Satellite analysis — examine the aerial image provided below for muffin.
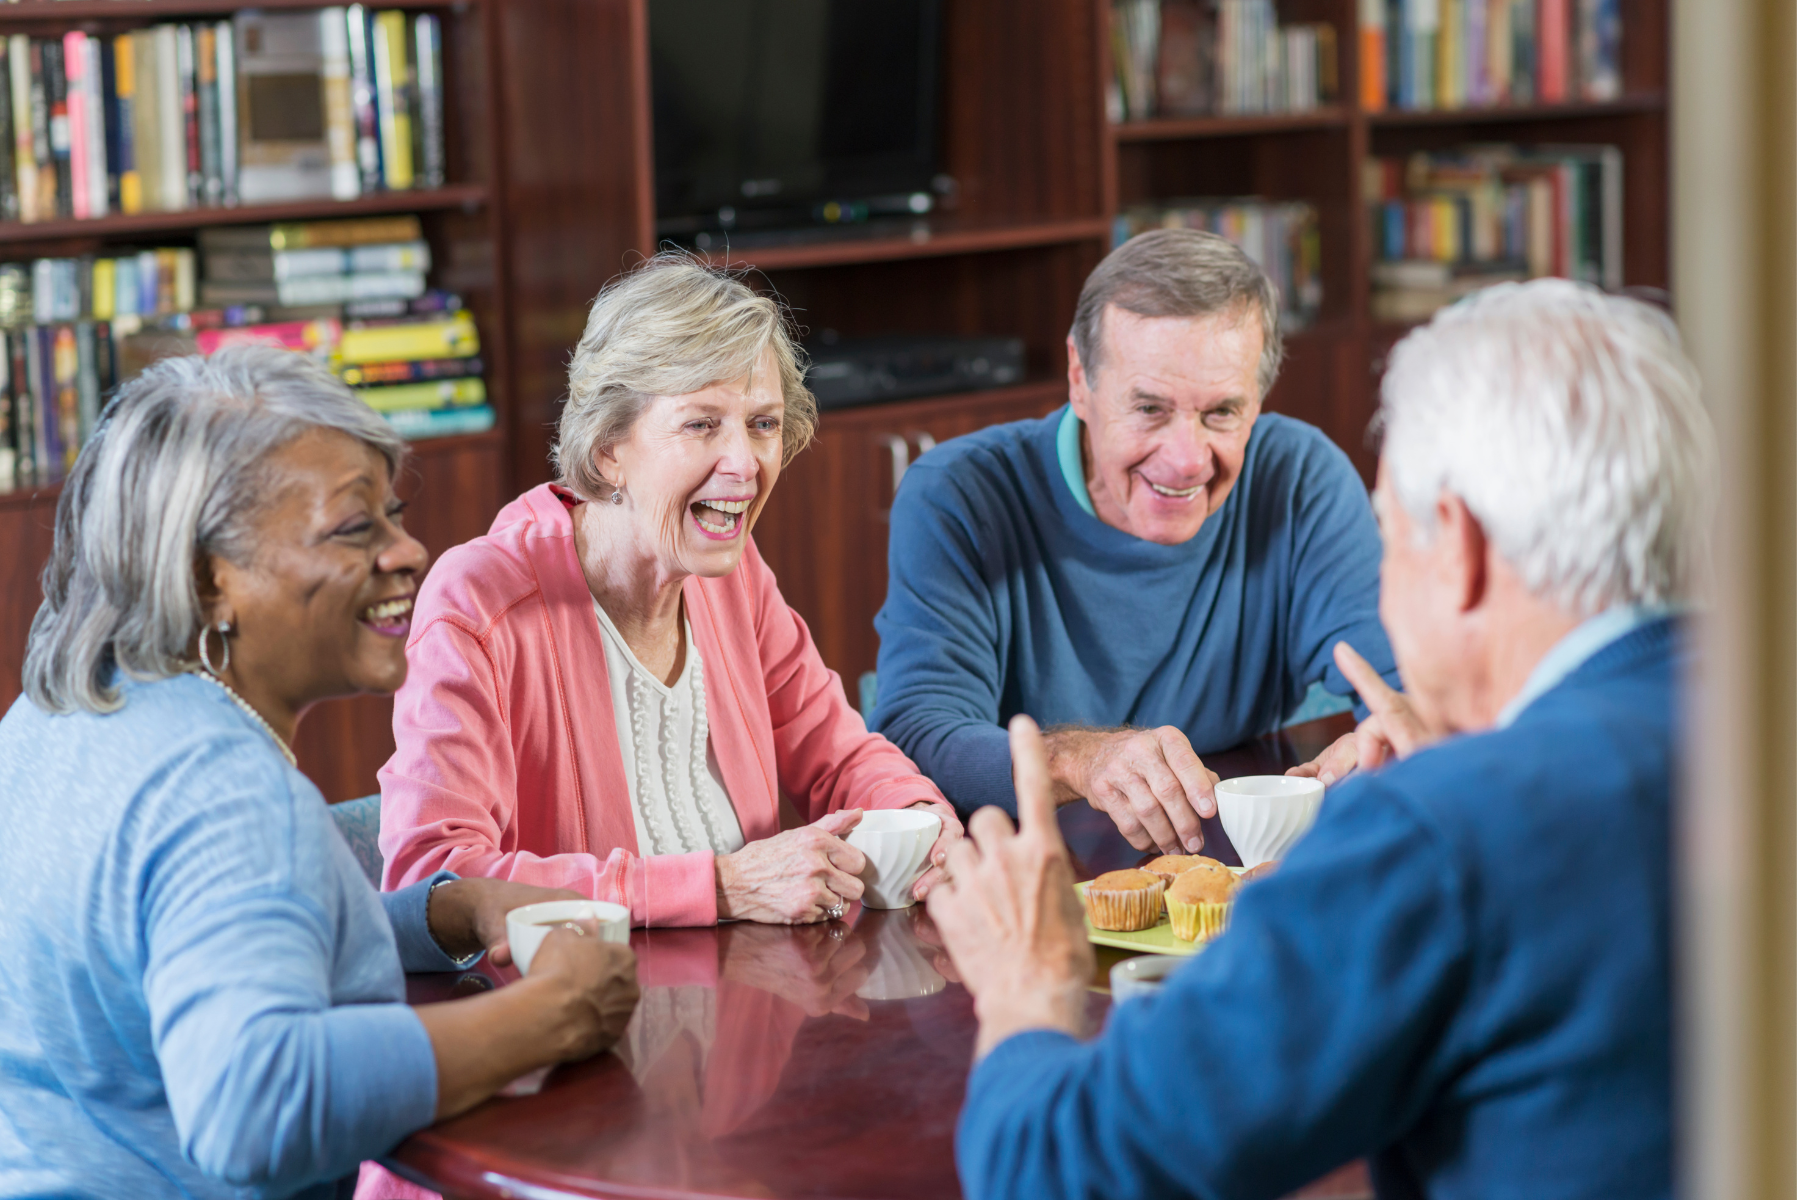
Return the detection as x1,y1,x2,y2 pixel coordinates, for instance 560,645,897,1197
1166,862,1238,943
1141,854,1208,885
1240,860,1279,883
1082,869,1166,932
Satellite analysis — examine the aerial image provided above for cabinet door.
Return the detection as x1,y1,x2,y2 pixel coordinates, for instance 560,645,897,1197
755,382,1066,702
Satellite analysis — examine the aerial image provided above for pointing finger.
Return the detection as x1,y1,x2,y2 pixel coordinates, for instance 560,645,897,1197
1334,642,1403,713
1009,714,1066,851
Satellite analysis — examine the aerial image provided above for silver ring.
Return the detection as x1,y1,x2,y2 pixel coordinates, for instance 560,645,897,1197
825,899,846,921
556,921,589,937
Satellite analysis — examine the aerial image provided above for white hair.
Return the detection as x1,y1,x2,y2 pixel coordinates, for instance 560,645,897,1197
553,251,816,501
1378,278,1714,616
24,347,405,714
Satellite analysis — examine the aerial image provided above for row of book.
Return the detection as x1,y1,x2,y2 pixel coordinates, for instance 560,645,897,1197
1110,0,1338,122
1113,198,1322,326
1357,0,1622,113
1366,144,1622,323
0,6,444,225
198,212,429,309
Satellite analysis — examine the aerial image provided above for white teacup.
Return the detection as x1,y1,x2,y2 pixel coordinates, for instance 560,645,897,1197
1214,775,1325,868
505,899,630,975
1110,953,1183,1001
844,809,942,910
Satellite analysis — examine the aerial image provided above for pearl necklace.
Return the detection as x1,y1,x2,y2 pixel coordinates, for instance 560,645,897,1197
189,668,298,768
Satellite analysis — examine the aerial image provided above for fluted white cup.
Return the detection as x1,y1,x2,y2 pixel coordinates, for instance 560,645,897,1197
844,809,942,909
505,899,630,975
1215,775,1325,869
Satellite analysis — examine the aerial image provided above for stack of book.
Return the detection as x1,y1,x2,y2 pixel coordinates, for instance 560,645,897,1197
339,308,488,439
1110,0,1338,122
0,6,445,224
196,301,488,441
1114,198,1323,327
0,246,209,489
1365,144,1622,323
199,213,429,312
1357,0,1621,113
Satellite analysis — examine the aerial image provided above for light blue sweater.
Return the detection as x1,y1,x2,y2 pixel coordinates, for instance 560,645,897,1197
0,673,463,1200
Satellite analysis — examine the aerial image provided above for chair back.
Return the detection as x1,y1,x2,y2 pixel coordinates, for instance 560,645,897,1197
329,794,384,887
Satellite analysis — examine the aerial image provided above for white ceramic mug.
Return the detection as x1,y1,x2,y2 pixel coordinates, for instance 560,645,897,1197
1214,775,1325,868
844,809,942,910
505,899,631,975
1110,954,1183,1001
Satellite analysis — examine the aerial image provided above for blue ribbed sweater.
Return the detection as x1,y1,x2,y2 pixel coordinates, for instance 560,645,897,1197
872,408,1397,816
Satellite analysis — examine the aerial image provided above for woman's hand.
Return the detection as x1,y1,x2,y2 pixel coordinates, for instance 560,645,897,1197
415,923,639,1120
905,798,965,902
427,877,585,966
716,811,868,924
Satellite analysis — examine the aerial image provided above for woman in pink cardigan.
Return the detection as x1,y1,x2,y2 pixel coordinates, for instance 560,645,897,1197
378,254,962,928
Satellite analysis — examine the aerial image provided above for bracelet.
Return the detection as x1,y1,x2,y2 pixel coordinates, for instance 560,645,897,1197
424,877,462,959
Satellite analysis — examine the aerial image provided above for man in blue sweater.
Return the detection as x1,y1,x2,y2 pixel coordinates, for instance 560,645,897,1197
872,229,1399,851
928,279,1709,1199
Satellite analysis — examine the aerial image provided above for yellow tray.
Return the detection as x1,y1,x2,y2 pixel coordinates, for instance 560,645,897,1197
1076,870,1245,957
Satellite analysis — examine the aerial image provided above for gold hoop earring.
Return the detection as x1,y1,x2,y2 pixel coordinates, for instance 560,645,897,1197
198,621,231,676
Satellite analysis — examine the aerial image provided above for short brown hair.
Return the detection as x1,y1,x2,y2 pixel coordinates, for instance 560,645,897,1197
1070,228,1284,395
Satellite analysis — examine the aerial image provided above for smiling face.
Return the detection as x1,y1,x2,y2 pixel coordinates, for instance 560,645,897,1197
599,345,787,580
1067,304,1264,545
204,428,428,719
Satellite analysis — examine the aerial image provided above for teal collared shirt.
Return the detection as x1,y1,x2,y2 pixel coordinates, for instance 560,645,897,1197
1495,605,1676,728
1056,405,1097,517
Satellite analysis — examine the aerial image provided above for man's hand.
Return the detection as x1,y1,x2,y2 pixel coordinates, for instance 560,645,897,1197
905,798,966,901
428,878,584,966
1043,725,1218,854
1287,642,1434,785
930,715,1095,1060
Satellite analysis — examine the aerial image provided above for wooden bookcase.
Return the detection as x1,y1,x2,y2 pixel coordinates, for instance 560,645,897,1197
0,0,1669,800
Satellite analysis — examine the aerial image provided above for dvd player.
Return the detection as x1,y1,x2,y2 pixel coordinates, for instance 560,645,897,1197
804,334,1026,410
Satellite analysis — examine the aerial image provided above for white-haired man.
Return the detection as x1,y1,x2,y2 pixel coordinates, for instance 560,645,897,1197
929,279,1708,1199
873,229,1398,855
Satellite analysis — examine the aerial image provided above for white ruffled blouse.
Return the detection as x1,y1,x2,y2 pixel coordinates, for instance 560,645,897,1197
592,599,746,857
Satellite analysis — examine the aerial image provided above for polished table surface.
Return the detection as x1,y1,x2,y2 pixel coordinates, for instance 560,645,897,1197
391,714,1371,1200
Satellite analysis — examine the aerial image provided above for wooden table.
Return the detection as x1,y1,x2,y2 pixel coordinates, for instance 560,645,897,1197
389,714,1371,1200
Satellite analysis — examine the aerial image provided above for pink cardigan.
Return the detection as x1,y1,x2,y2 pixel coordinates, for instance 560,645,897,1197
377,483,949,926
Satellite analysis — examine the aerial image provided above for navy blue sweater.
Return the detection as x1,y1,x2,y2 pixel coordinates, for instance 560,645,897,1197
872,409,1397,816
958,618,1680,1200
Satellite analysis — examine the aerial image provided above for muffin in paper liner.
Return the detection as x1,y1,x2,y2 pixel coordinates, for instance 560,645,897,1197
1165,863,1239,943
1167,898,1230,943
1082,869,1166,932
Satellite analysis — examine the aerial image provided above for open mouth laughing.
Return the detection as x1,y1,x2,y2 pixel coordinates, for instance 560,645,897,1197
691,496,754,540
358,595,414,637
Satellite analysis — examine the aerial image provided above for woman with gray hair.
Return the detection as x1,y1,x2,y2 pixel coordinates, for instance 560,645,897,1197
0,347,638,1200
379,252,962,927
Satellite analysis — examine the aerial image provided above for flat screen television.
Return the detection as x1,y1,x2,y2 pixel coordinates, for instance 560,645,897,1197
649,0,944,246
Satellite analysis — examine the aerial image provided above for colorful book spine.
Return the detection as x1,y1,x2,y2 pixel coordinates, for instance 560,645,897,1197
381,403,494,439
1359,0,1386,110
176,24,200,208
413,14,444,188
197,24,222,206
340,354,481,386
355,375,485,412
339,311,478,363
345,5,383,194
213,20,236,207
10,38,34,223
62,33,88,219
1537,0,1568,102
0,51,15,222
320,8,360,200
43,39,70,219
153,25,183,212
371,10,413,190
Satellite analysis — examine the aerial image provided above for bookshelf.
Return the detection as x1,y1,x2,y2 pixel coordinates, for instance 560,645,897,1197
0,0,1669,801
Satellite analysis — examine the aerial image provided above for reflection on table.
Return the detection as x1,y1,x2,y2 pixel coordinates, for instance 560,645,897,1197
391,713,1371,1200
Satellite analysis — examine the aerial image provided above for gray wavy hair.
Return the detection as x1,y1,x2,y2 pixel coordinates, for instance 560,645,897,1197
1070,228,1285,396
24,346,405,714
553,251,817,501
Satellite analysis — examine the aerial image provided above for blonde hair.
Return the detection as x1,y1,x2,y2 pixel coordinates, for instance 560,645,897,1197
554,252,817,500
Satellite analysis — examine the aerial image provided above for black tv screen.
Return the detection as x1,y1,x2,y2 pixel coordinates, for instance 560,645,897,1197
650,0,943,238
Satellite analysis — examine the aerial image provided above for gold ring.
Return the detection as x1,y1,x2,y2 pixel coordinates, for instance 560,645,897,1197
557,921,589,937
